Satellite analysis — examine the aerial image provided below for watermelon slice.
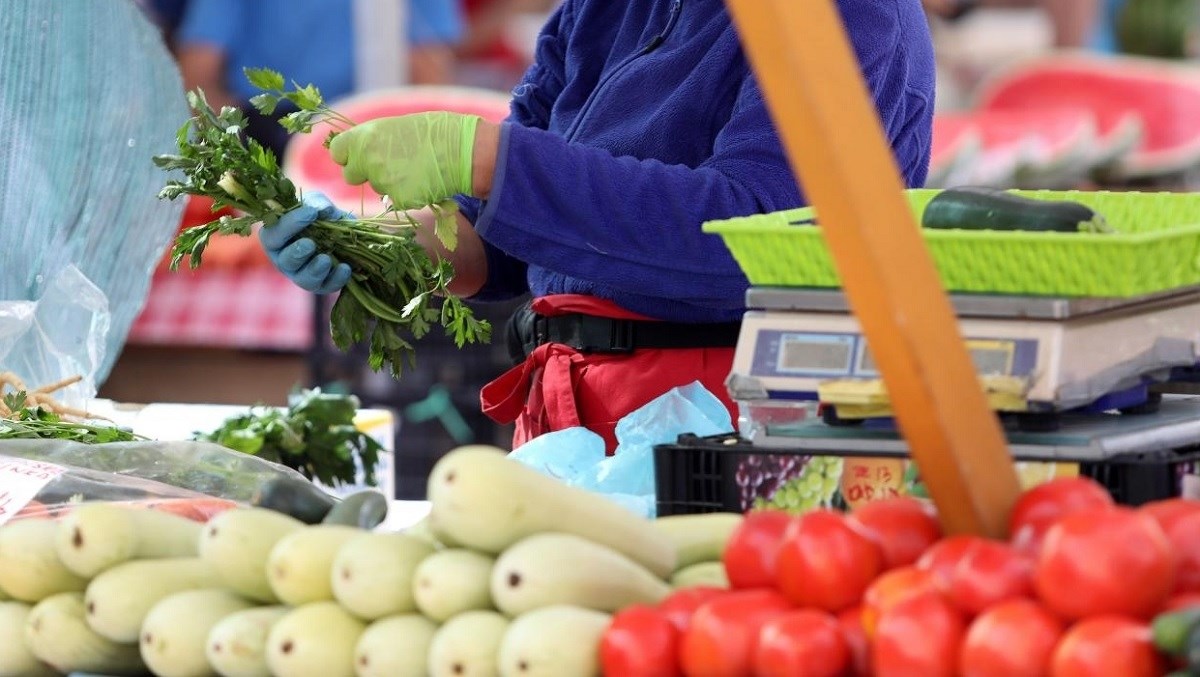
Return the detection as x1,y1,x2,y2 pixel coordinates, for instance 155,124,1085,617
282,86,514,214
928,115,982,188
973,51,1200,179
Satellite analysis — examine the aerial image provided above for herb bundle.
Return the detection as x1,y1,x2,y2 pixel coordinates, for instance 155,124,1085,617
194,388,382,488
153,68,491,378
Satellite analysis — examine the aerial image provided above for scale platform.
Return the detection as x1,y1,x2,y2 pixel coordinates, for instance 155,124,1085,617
729,286,1200,432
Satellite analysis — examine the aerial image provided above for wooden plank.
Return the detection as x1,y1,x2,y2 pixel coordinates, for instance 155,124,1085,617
723,0,1021,537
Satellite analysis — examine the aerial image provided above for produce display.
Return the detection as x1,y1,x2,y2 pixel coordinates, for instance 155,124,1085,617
2,440,1199,676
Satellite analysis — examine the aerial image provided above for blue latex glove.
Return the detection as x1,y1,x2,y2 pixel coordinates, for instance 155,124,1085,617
259,192,353,294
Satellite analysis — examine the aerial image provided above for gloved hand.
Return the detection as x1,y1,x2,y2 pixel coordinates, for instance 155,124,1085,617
259,192,353,294
328,111,480,217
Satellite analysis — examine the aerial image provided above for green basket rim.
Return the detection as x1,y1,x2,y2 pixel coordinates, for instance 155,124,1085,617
702,221,1200,245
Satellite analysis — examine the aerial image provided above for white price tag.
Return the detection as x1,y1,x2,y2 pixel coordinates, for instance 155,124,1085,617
0,458,67,526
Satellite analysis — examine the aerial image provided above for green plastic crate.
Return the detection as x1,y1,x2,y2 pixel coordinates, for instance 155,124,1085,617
703,189,1200,297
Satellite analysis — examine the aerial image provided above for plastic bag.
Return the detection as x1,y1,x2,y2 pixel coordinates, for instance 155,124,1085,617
508,381,736,518
0,265,109,406
0,454,237,525
0,438,314,504
0,0,187,385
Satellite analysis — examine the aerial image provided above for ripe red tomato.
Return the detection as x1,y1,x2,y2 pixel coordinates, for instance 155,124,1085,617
1035,507,1176,620
1009,477,1114,556
836,606,872,677
1164,591,1200,612
1050,616,1167,677
860,566,937,638
679,589,793,677
1165,512,1200,594
848,496,942,570
658,587,728,633
872,589,966,677
774,510,884,612
600,605,681,677
753,609,850,677
917,535,980,585
722,509,792,590
1140,497,1200,534
935,537,1034,617
959,599,1064,677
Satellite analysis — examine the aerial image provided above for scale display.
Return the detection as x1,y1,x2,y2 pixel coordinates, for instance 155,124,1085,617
751,329,1037,379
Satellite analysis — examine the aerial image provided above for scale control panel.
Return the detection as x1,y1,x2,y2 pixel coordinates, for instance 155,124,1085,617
748,329,1039,380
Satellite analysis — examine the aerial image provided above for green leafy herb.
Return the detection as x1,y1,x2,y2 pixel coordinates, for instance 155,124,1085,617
0,396,143,444
153,68,491,378
194,388,383,488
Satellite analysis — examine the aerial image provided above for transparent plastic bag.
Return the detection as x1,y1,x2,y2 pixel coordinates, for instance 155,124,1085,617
509,381,735,518
0,454,238,525
0,265,109,407
0,438,313,504
0,0,187,385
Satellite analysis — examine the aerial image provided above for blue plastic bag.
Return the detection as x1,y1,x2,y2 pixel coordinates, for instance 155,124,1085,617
508,381,735,517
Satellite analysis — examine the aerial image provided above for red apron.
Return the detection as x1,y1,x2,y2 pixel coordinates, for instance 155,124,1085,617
480,294,739,454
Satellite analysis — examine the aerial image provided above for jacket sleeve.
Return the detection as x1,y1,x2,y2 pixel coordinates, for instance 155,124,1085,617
472,73,803,308
454,1,576,302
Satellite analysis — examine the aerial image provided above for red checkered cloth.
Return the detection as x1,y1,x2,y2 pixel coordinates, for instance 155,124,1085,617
127,268,315,351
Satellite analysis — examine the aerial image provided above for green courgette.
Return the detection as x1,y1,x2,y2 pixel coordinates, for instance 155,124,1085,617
251,478,337,525
921,187,1111,234
322,489,387,530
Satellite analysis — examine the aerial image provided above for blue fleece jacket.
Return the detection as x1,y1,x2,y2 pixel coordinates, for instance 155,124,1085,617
457,0,935,323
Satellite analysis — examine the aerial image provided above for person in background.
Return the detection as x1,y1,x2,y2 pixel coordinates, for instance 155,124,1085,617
257,0,937,453
922,0,1101,48
174,0,466,157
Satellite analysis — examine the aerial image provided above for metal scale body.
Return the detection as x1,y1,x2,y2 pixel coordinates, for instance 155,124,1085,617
729,286,1200,436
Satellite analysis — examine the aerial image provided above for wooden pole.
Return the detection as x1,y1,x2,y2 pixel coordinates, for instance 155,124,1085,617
723,0,1022,537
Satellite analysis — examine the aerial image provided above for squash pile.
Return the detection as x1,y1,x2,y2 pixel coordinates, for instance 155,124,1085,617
0,445,740,677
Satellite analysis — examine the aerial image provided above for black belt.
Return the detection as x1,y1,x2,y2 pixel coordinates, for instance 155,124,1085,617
505,302,742,364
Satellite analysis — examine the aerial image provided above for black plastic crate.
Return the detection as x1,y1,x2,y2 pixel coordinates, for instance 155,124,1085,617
654,433,1200,516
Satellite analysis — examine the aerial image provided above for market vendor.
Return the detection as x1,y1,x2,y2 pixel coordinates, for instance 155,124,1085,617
261,0,936,453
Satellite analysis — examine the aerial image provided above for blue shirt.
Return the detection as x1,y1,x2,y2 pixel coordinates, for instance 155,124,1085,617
457,0,936,323
177,0,465,103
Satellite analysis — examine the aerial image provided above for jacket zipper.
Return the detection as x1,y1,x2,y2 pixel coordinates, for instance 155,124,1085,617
563,0,683,142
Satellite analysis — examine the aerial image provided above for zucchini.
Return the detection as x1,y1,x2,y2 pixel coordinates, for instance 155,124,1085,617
331,532,434,620
322,490,388,530
1153,606,1200,656
199,507,305,603
0,520,87,603
491,532,671,616
266,602,365,677
252,477,337,525
413,549,496,622
0,601,58,677
920,187,1111,234
497,605,609,677
140,589,257,677
206,606,290,677
652,513,743,571
427,446,676,578
428,610,509,677
670,561,730,589
24,592,145,676
352,614,438,677
56,502,202,578
83,557,222,643
1186,618,1200,673
267,525,361,606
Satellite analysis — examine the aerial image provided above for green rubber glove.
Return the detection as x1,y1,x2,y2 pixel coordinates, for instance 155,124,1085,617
328,111,481,249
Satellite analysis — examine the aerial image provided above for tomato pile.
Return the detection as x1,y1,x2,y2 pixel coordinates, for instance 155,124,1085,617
600,477,1200,676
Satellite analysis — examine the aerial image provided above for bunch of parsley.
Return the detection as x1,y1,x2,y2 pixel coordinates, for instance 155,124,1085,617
153,68,490,378
0,392,142,443
194,388,382,488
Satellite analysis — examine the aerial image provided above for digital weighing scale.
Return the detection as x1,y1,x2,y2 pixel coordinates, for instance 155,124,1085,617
728,286,1200,434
